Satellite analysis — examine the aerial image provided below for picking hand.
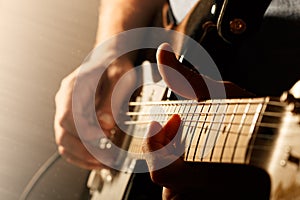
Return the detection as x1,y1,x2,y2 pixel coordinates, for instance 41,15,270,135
54,54,135,170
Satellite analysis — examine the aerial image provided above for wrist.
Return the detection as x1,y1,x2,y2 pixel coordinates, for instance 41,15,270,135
106,54,135,80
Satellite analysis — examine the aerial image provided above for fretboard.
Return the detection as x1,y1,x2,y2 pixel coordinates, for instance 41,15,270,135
125,97,271,164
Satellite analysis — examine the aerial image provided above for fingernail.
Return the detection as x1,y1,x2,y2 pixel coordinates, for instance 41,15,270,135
158,43,173,52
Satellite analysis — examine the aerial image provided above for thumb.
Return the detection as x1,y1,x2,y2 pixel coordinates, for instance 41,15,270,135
156,43,255,100
156,43,211,100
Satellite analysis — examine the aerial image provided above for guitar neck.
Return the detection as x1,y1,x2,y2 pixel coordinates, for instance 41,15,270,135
124,96,285,165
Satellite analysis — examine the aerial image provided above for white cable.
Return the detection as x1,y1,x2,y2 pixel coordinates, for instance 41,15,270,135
19,151,61,200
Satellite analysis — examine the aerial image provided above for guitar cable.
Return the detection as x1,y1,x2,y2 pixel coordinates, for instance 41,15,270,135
19,151,61,200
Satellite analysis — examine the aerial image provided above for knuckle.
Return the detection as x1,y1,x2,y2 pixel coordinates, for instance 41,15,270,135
55,130,68,146
150,172,164,185
150,170,169,186
57,146,66,156
56,111,73,130
59,112,71,126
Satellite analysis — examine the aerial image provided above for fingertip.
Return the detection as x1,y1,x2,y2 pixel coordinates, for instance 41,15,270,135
156,43,176,66
165,114,181,127
170,114,181,123
157,43,173,54
148,121,162,137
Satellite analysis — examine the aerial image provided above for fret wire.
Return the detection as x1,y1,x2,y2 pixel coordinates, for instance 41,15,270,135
124,120,281,130
219,103,239,162
129,98,270,106
191,103,208,161
209,103,228,161
155,104,163,129
181,101,192,151
190,103,205,161
129,143,282,153
245,100,269,164
199,103,213,161
132,142,274,150
129,142,274,148
206,103,221,161
202,103,220,161
184,103,198,160
127,101,286,110
125,120,258,127
126,110,283,118
131,155,277,165
126,97,284,164
128,143,283,165
126,124,268,138
132,155,268,165
231,102,250,162
190,144,275,150
122,125,282,143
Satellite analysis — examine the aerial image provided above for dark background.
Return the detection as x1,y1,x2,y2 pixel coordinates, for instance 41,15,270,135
0,0,100,199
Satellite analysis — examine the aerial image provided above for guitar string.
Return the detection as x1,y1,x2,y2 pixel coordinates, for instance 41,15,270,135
231,102,250,162
216,102,235,162
126,111,283,118
185,103,206,161
122,122,282,136
201,102,220,161
191,102,206,161
120,99,293,164
120,116,288,151
122,142,292,165
128,99,283,106
181,100,194,160
127,142,286,152
118,120,289,159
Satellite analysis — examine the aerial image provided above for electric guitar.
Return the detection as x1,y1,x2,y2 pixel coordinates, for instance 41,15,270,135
86,59,300,199
86,1,300,199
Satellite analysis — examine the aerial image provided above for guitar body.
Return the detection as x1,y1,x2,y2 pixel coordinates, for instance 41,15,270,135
90,163,271,200
90,160,162,200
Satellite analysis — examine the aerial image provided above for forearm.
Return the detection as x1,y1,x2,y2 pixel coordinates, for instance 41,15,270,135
95,0,166,46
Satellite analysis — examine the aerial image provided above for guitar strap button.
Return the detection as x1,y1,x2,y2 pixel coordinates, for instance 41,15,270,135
229,18,247,34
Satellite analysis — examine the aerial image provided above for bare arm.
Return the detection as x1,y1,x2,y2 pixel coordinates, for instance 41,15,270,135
95,0,165,46
54,0,166,170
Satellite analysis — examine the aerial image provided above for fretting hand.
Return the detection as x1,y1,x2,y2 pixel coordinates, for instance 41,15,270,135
142,43,254,199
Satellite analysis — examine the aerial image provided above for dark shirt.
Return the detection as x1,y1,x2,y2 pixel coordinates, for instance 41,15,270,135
171,0,300,97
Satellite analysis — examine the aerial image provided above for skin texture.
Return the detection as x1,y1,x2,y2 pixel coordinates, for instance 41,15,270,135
54,0,165,170
54,1,254,199
142,43,253,200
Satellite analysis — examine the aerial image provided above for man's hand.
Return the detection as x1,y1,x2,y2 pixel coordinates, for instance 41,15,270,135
54,56,135,170
142,114,192,200
142,43,254,199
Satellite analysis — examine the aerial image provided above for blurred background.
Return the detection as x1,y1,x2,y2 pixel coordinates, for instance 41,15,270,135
0,0,100,199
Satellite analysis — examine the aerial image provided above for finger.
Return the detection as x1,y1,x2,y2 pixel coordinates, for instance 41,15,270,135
162,114,181,143
56,130,100,164
143,121,163,152
58,146,102,170
96,72,116,130
145,114,181,152
55,71,104,141
57,132,116,169
162,187,181,200
73,114,109,141
157,43,208,100
157,43,254,100
96,63,136,132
